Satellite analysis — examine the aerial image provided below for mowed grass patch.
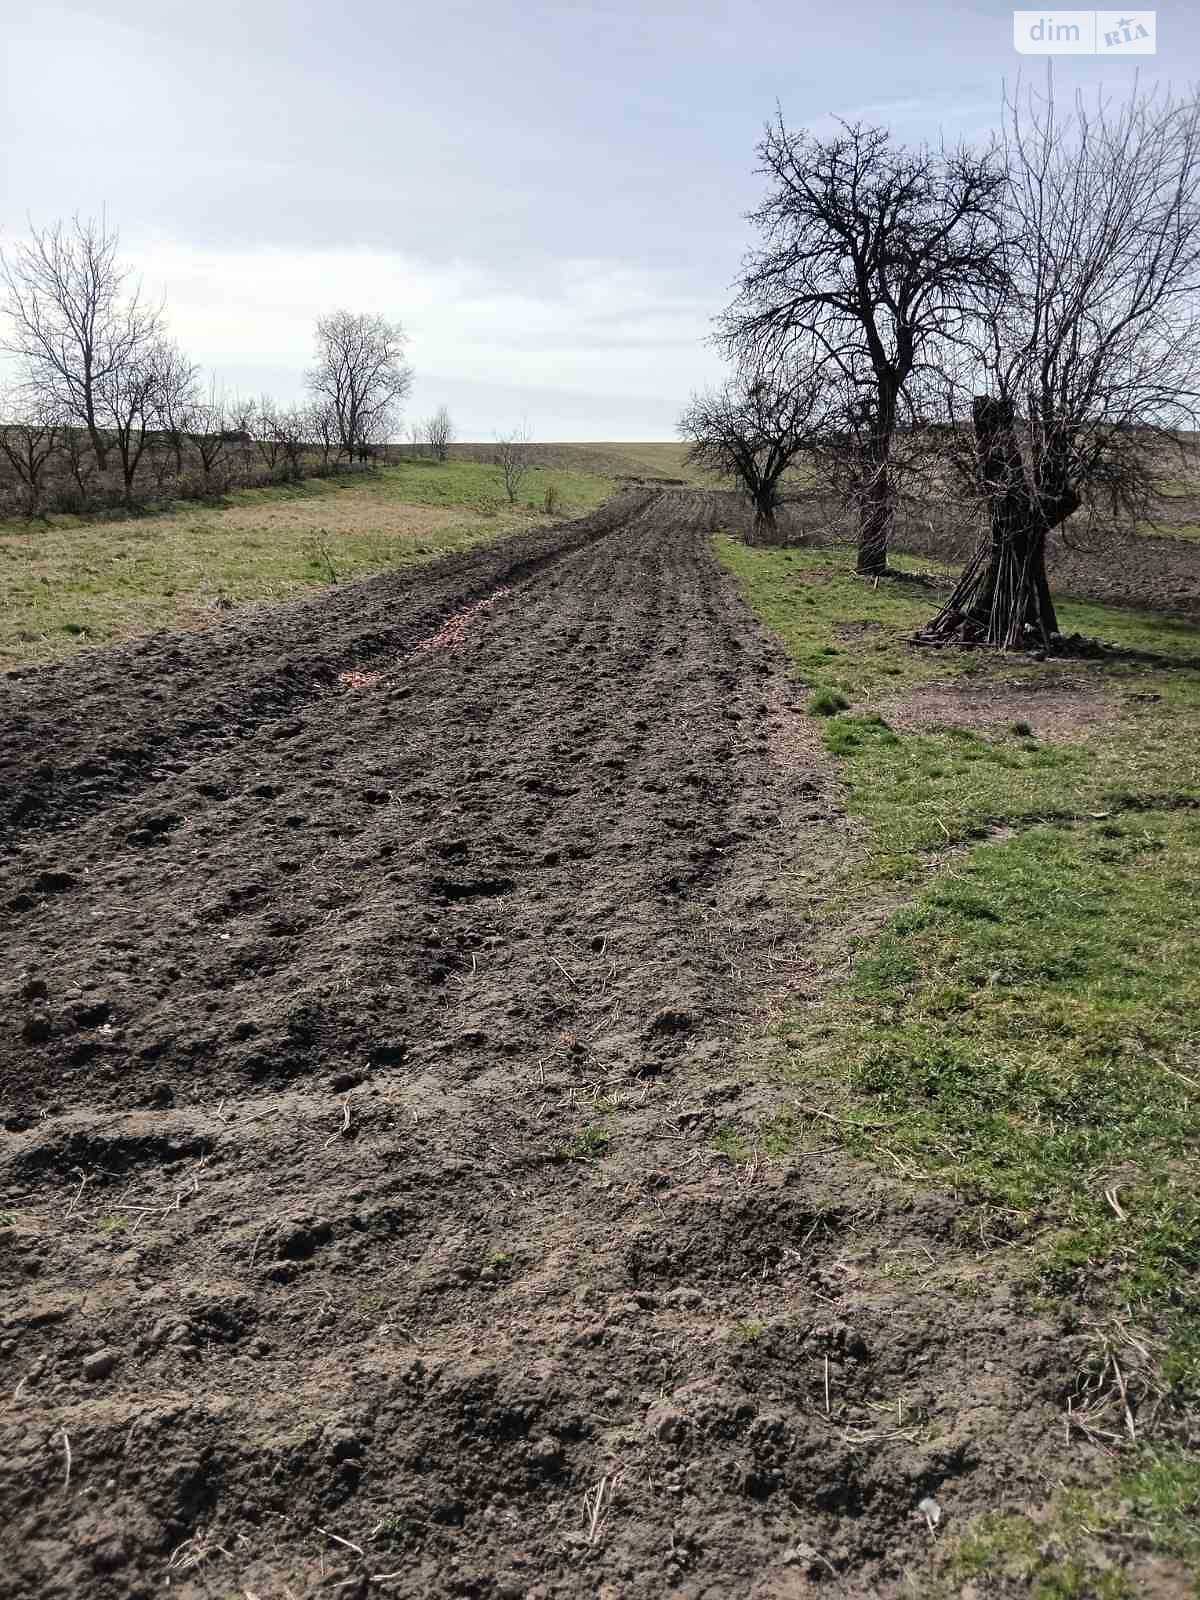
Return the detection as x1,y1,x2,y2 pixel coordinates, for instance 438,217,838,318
719,539,1200,879
720,532,1200,1568
0,461,611,668
788,815,1200,1328
715,535,963,698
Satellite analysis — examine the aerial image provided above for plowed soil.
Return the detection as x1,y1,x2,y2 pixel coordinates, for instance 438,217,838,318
1,493,1113,1598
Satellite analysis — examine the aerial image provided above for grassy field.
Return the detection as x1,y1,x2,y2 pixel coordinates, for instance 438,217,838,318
718,536,1200,1591
0,459,611,668
446,440,709,484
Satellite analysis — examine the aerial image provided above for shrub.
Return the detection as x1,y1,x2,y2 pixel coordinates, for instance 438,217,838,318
807,688,850,716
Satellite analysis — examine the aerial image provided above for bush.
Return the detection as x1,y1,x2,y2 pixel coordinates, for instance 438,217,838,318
542,482,561,516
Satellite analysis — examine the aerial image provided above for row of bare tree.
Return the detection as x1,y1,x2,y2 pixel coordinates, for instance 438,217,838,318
0,218,418,515
681,77,1200,648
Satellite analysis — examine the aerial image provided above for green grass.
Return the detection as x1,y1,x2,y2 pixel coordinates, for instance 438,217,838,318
717,533,1200,1552
0,461,612,667
806,816,1200,1330
709,1111,802,1164
952,1507,1134,1598
447,440,708,484
807,687,850,716
817,696,1200,883
718,540,1200,881
564,1122,612,1161
944,1453,1200,1595
714,537,962,698
340,458,610,517
1119,1452,1200,1560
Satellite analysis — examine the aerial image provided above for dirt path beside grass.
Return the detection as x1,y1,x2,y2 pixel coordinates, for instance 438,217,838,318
0,494,1126,1598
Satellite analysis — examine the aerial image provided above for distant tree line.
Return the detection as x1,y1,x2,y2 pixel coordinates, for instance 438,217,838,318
681,78,1200,648
0,217,435,516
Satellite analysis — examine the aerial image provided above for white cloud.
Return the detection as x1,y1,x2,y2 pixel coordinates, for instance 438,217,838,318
122,238,724,438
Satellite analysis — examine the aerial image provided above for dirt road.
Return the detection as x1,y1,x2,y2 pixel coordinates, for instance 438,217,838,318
1,494,1097,1598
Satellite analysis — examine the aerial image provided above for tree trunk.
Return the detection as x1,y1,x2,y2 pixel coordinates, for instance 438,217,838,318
922,397,1069,650
750,483,786,546
856,442,891,575
84,391,109,472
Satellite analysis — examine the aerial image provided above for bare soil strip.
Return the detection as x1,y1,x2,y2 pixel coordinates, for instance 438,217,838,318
1,496,1112,1598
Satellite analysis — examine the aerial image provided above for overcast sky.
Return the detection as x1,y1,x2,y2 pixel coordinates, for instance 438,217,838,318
3,1,1197,439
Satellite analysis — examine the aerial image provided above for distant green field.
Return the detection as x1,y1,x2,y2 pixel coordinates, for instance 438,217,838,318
446,440,711,485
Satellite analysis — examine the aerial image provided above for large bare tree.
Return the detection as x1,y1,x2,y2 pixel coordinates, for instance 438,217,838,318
924,80,1200,649
720,118,1004,573
0,216,161,472
306,311,411,462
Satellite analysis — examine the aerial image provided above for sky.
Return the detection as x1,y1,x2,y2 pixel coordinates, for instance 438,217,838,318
2,1,1198,440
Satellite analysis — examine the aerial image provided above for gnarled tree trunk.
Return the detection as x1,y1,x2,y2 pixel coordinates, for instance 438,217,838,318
922,397,1075,649
856,453,892,575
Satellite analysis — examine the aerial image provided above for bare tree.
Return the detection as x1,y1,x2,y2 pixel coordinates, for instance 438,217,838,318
924,80,1200,649
426,405,454,462
720,118,1005,573
0,394,61,516
306,311,411,462
408,421,424,459
60,425,99,502
0,216,161,471
678,367,830,539
308,399,339,470
356,405,396,464
270,405,311,480
186,386,232,485
96,347,164,505
493,428,532,504
151,343,199,476
249,397,286,474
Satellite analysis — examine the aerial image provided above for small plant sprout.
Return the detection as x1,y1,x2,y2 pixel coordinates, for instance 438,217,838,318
568,1123,612,1161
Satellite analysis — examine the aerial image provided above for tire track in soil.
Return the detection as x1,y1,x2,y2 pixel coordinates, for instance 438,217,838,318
1,496,1104,1599
0,491,655,840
